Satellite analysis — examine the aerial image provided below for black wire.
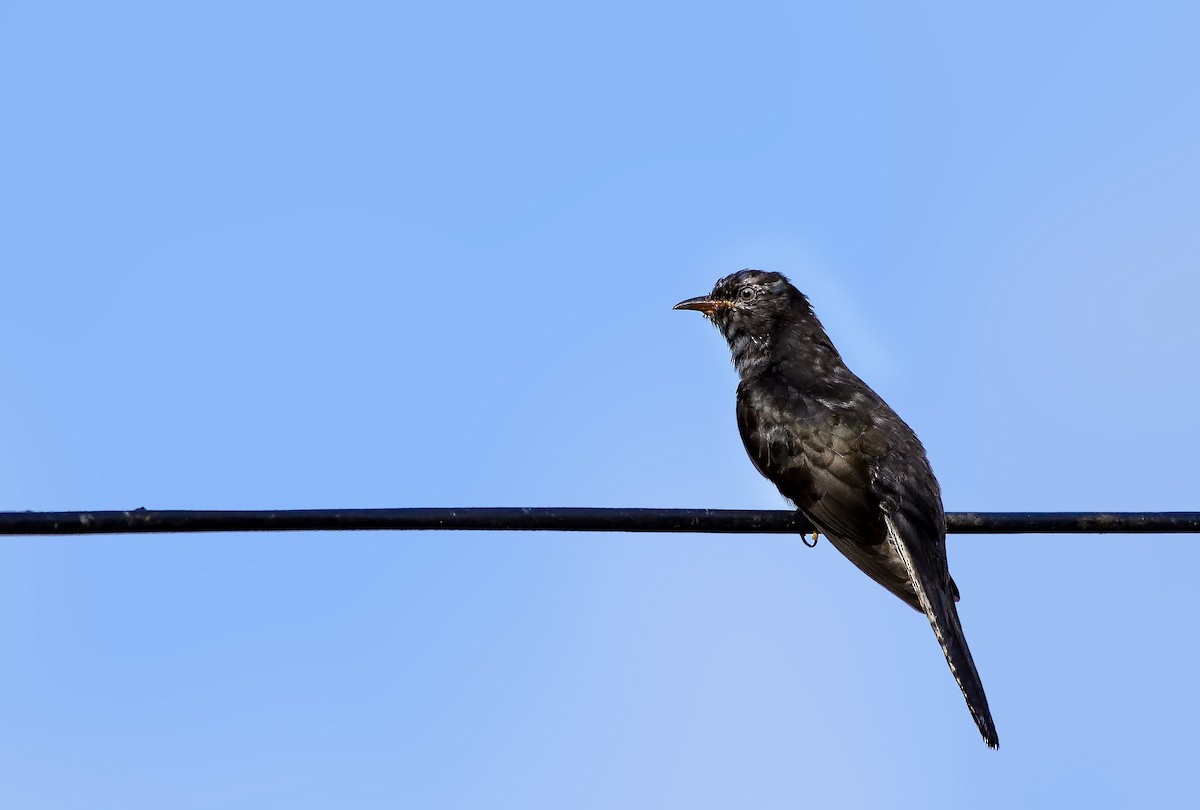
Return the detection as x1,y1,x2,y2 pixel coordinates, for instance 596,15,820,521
0,508,1197,536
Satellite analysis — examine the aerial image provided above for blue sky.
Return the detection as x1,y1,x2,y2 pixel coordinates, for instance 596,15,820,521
1,1,1198,806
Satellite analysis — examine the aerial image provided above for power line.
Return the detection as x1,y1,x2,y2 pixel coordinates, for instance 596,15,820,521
0,508,1197,536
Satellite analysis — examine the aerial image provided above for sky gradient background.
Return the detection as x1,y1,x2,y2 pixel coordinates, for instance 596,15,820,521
2,1,1199,807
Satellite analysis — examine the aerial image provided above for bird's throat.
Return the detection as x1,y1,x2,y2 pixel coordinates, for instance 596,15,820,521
726,329,772,378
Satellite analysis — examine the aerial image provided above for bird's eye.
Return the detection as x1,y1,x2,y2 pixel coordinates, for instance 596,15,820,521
739,287,757,302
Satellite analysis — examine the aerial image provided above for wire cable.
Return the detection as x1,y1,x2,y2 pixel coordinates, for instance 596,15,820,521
0,508,1196,536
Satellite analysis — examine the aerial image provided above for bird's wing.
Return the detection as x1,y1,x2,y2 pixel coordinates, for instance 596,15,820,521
737,383,924,611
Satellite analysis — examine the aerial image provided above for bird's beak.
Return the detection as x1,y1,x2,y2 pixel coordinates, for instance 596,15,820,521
673,295,727,314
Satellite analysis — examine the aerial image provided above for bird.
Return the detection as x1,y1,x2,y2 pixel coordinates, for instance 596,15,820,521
674,269,998,748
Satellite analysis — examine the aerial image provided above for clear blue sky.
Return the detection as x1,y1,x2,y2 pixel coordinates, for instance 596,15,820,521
2,1,1198,806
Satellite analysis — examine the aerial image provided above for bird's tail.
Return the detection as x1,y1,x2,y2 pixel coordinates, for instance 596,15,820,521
924,585,999,749
883,515,998,748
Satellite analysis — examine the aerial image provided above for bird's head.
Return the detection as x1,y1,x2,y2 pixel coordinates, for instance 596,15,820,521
674,269,817,376
674,269,805,343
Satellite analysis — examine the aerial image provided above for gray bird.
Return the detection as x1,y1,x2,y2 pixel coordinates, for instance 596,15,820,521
675,269,998,748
